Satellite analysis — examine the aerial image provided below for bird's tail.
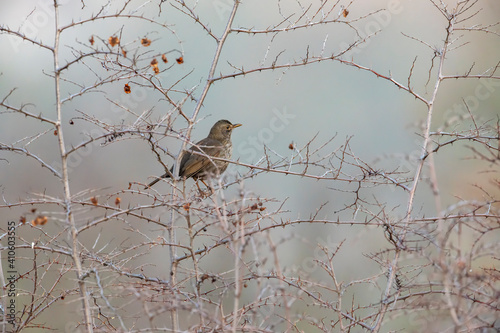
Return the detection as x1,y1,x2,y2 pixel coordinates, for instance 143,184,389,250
145,173,169,189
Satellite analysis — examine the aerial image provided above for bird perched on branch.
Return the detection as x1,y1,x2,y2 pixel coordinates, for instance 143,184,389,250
146,119,242,189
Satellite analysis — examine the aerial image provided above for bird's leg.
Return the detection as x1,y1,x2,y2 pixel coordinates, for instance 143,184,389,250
195,180,204,195
201,179,214,195
195,179,214,197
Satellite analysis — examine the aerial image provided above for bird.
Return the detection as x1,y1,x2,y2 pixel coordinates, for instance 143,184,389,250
146,119,242,188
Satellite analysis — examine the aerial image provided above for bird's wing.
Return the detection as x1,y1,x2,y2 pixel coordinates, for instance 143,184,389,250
180,138,223,178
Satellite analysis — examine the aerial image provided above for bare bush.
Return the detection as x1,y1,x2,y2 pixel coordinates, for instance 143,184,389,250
1,0,499,332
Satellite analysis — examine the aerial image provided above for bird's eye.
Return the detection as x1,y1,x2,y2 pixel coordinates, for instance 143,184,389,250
227,126,231,130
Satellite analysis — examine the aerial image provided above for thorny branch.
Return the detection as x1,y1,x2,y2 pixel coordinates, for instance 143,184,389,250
0,0,499,332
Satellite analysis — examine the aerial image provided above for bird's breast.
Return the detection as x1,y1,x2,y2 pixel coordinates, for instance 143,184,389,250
222,142,232,159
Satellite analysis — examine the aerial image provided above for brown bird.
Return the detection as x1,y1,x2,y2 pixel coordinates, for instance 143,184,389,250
146,119,242,188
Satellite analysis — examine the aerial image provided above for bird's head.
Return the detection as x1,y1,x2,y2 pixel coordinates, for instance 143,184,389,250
208,119,242,142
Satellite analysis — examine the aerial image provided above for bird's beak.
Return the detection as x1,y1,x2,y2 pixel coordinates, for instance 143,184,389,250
231,123,242,129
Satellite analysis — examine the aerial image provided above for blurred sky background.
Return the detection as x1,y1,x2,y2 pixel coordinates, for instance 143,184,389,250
1,0,500,330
